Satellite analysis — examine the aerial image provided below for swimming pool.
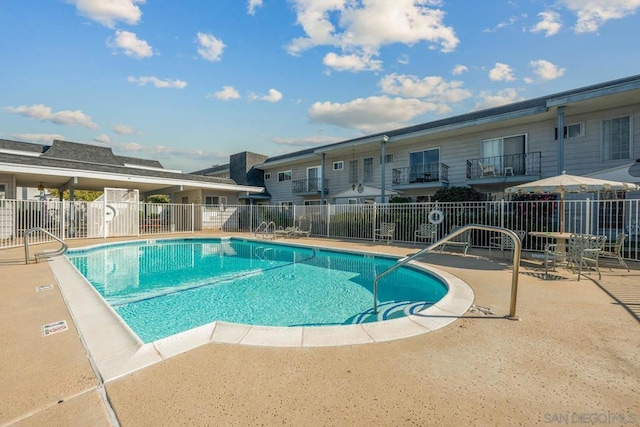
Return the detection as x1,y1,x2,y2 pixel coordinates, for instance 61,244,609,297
66,238,448,343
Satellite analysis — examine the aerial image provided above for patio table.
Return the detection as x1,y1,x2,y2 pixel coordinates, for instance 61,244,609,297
528,231,574,262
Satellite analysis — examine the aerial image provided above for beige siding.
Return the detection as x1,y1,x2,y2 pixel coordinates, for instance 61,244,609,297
260,103,640,203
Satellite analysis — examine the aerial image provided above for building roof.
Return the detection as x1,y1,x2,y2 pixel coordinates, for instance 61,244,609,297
0,139,264,195
260,73,640,166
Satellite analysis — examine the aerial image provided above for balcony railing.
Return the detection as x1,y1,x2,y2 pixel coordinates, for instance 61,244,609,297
466,152,541,180
292,178,329,194
392,163,449,185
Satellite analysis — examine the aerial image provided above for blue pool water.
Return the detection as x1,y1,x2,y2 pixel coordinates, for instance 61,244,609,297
66,238,448,343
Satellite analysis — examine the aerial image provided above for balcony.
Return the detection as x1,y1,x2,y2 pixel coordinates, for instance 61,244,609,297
292,178,329,194
392,163,449,187
466,152,541,182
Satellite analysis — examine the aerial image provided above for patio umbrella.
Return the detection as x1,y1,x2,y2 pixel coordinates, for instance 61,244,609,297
504,171,639,232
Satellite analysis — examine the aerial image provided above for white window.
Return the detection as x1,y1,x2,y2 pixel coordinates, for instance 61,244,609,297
603,116,631,160
363,157,374,182
0,184,5,199
410,148,439,182
349,160,358,184
277,201,293,207
333,161,344,170
380,153,394,164
481,134,526,175
348,198,358,204
264,172,271,180
277,170,292,182
304,200,321,205
555,123,584,139
205,196,227,205
307,166,322,192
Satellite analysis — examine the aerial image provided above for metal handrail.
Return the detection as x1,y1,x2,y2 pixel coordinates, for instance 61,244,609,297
253,221,276,239
254,221,268,235
24,227,69,265
372,224,522,320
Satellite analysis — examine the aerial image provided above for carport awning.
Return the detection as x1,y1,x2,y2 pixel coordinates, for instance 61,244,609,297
0,162,264,195
586,162,640,184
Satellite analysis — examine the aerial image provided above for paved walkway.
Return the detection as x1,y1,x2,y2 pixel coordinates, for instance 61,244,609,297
1,233,638,426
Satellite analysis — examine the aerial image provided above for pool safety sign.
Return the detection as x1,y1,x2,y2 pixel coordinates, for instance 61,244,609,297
42,320,68,336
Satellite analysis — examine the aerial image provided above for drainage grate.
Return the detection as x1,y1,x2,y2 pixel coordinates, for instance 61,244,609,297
42,320,68,336
36,284,54,292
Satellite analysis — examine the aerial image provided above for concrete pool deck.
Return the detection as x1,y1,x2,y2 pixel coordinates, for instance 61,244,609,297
1,233,639,426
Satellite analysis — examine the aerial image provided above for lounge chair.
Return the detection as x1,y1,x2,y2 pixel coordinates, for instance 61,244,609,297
440,225,471,255
374,222,395,245
274,226,297,238
293,217,312,238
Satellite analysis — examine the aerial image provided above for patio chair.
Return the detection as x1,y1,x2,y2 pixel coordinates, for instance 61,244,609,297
292,217,312,238
489,229,526,258
374,222,396,245
439,225,471,255
478,161,496,177
598,233,629,272
563,234,607,281
415,223,437,244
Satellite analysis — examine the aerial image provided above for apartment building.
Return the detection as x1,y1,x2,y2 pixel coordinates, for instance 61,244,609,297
254,74,640,205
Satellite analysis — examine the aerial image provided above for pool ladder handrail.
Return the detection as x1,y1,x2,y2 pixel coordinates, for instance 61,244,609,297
372,224,522,320
253,221,276,239
24,227,69,265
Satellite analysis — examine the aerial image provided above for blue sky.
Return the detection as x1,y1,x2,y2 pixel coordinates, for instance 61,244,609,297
1,0,639,172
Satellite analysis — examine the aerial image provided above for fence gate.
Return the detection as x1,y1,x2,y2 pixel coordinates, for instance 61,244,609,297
87,188,140,238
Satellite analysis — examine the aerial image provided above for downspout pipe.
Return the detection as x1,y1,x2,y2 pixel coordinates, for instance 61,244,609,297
381,135,389,203
557,106,565,175
320,153,326,205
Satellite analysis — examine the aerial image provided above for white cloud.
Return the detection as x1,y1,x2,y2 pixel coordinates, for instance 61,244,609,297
271,135,343,147
110,141,227,163
489,63,516,81
127,76,187,88
12,133,65,143
379,74,472,103
248,0,263,15
108,30,153,58
208,86,241,100
196,32,225,62
66,0,144,28
4,104,98,129
474,88,522,110
528,59,566,81
323,51,382,72
262,89,283,103
308,96,441,132
287,0,459,71
530,11,562,36
483,16,518,32
93,134,111,144
452,64,468,75
560,0,640,33
397,54,410,65
112,124,137,135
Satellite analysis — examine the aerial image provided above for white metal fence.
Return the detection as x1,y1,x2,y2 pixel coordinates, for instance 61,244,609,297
1,198,638,261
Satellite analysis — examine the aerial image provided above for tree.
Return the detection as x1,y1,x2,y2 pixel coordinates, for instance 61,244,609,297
48,189,103,201
432,186,485,202
144,194,170,203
